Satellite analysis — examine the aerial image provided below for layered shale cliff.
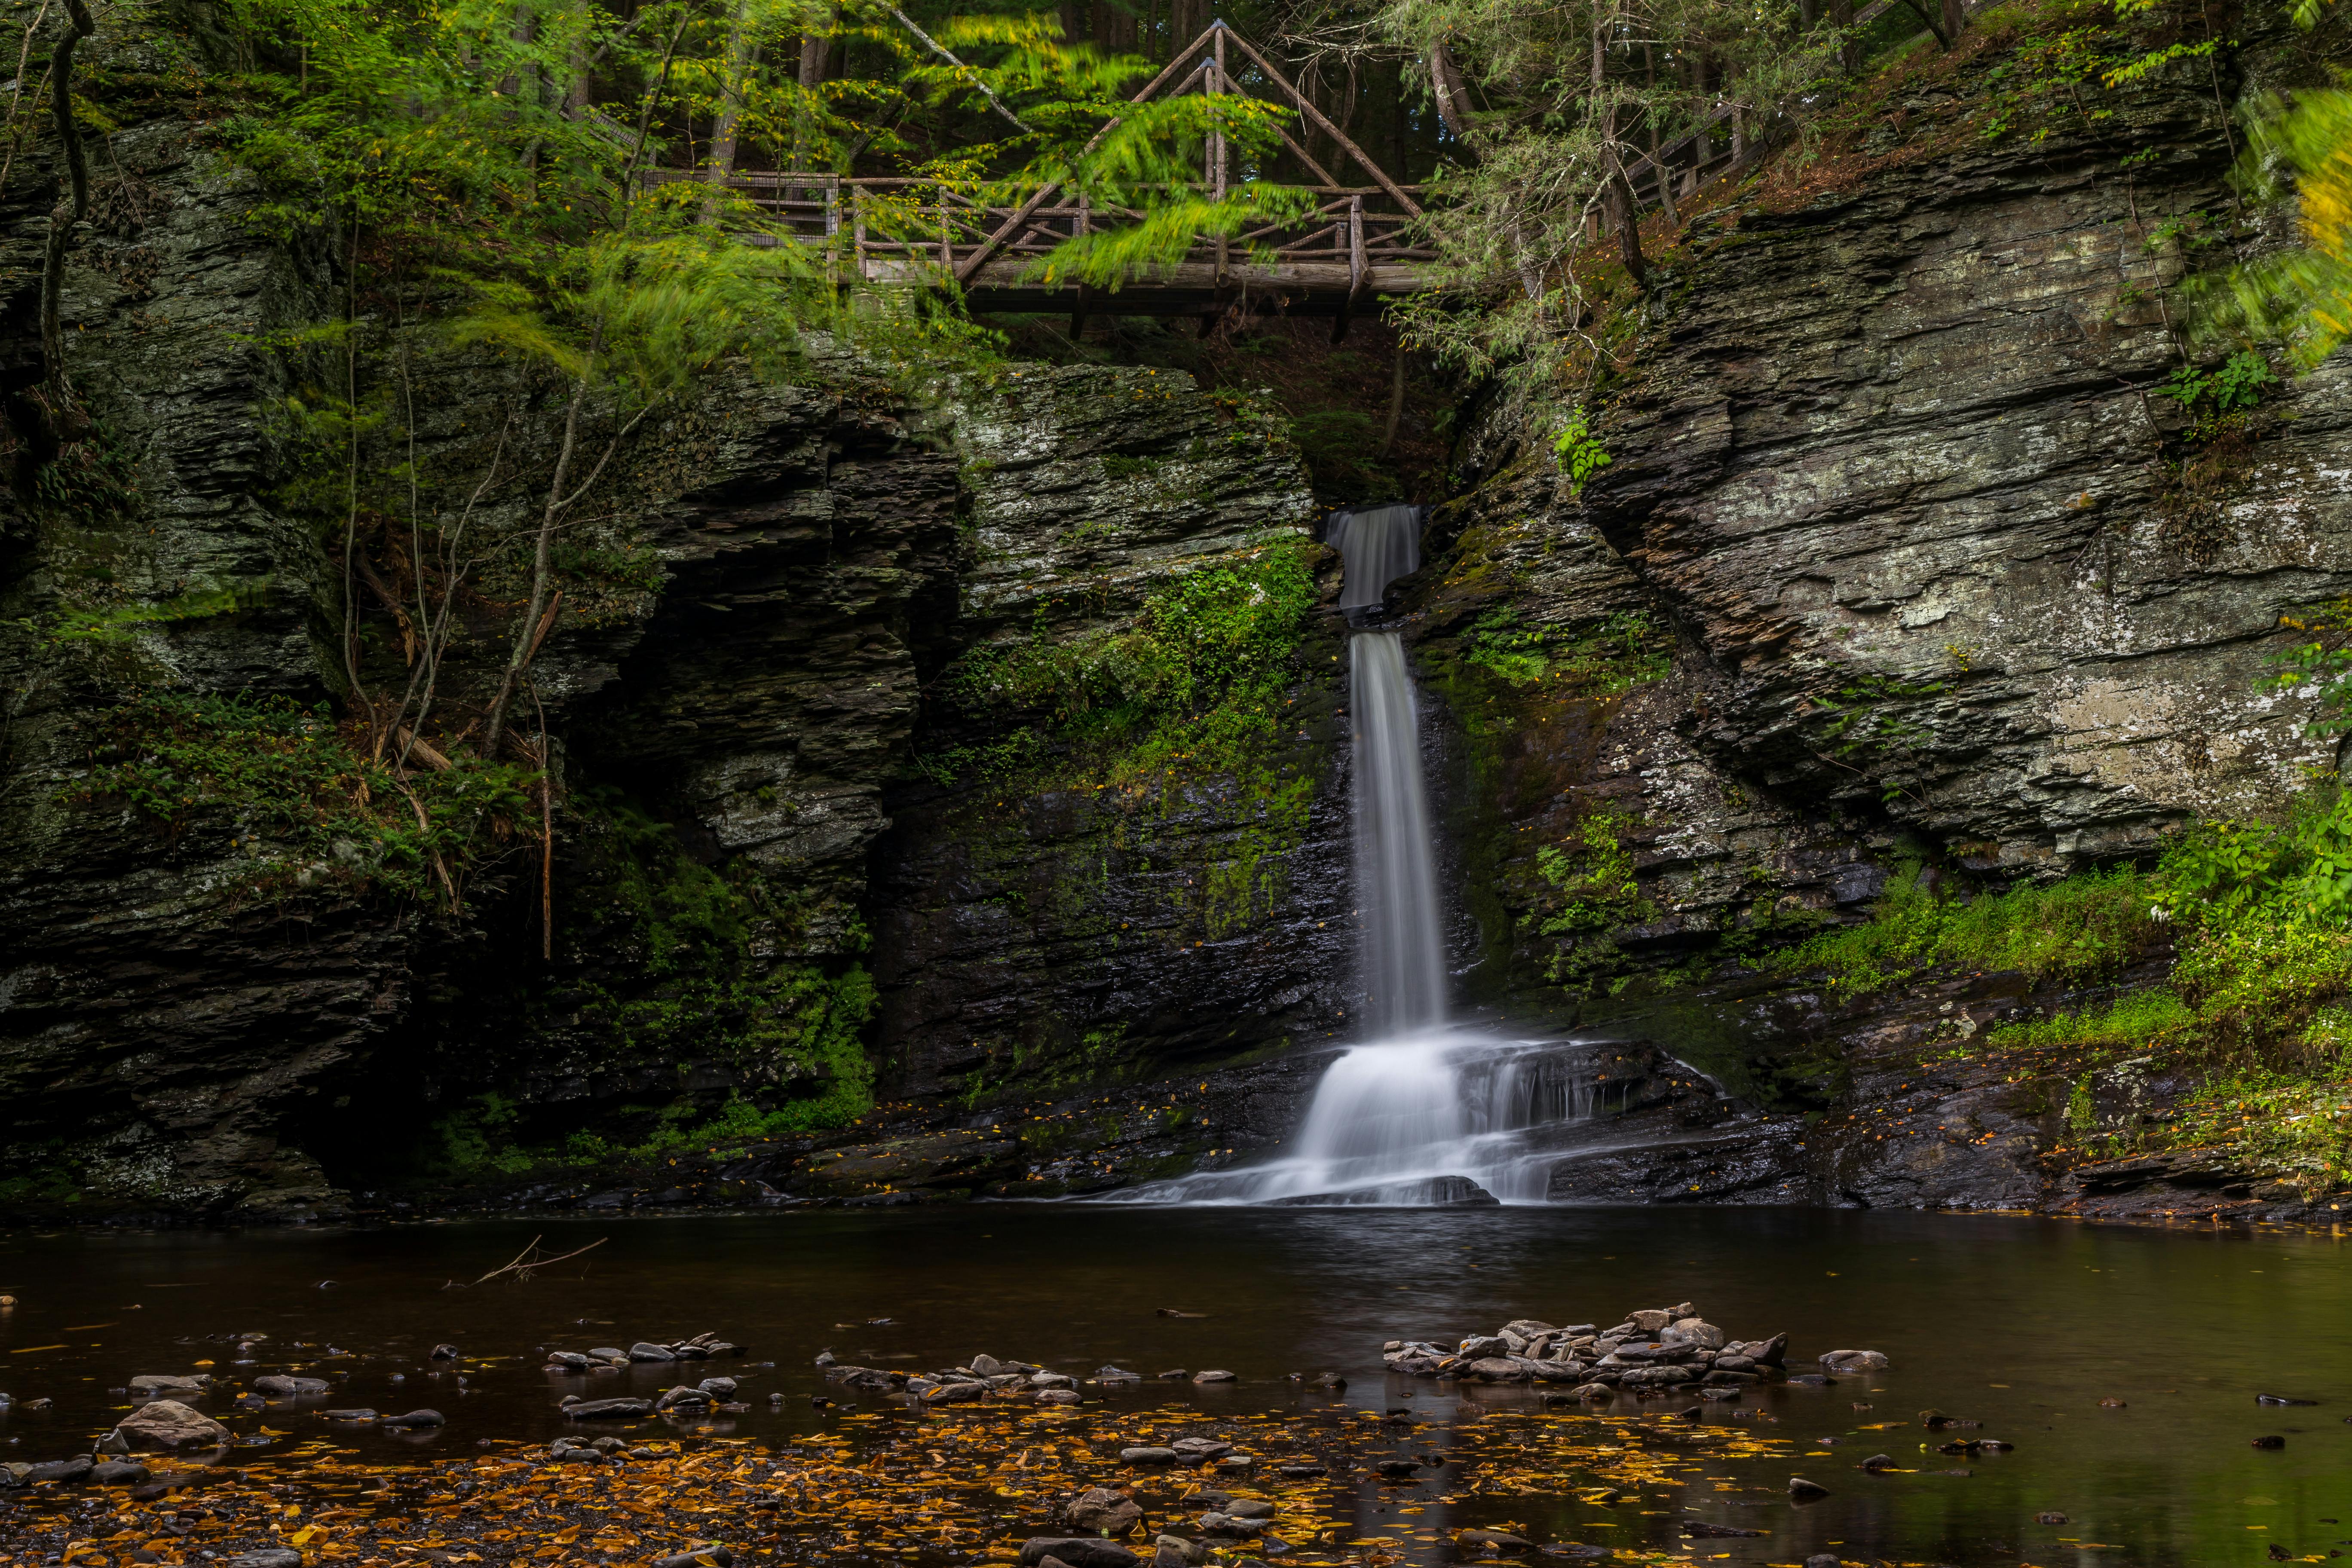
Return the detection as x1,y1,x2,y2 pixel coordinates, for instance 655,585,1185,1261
3,0,2349,1222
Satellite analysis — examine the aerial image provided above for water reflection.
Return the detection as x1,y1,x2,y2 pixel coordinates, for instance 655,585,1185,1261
0,1207,2346,1566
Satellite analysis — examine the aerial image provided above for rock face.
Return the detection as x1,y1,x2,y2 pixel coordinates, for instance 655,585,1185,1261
5,3,2348,1222
1409,17,2352,1020
0,4,1344,1216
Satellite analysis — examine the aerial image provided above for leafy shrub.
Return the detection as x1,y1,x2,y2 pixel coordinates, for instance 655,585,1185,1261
72,691,536,902
934,538,1317,780
1778,863,2163,996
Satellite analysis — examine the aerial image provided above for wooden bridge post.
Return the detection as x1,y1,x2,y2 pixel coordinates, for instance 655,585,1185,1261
1071,192,1091,340
1210,24,1229,289
1330,194,1367,343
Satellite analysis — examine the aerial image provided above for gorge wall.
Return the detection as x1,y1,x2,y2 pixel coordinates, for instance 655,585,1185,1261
2,0,2348,1221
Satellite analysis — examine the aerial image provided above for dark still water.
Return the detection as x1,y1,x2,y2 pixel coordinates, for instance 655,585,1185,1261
3,1206,2351,1565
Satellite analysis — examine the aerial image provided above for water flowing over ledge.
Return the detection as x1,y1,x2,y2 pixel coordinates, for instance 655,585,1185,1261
1118,505,1663,1207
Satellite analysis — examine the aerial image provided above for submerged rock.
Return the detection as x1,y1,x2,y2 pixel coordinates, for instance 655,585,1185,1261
114,1400,230,1450
1266,1176,1500,1207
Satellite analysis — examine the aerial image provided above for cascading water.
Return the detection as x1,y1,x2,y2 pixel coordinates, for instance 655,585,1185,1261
1351,631,1445,1038
1115,504,1630,1207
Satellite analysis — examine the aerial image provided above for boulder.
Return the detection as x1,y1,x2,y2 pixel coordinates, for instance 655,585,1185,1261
1021,1539,1142,1568
628,1343,677,1363
1038,1389,1082,1405
1628,1310,1675,1334
252,1376,330,1397
971,1354,1004,1376
1467,1358,1527,1382
1666,1318,1726,1350
1191,1370,1237,1384
1223,1501,1274,1520
222,1553,306,1568
322,1409,378,1421
1121,1447,1179,1465
1456,1335,1510,1360
561,1399,652,1420
1068,1487,1143,1536
1200,1513,1265,1537
378,1409,444,1430
114,1400,230,1450
91,1460,151,1485
921,1381,988,1405
129,1375,209,1394
1788,1476,1831,1501
25,1456,94,1483
1819,1350,1889,1373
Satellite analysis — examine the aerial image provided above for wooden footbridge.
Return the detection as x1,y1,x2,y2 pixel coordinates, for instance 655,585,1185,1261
647,20,1432,333
650,3,1926,329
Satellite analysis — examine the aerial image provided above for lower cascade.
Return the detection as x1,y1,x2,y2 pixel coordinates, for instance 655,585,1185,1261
1125,506,1624,1207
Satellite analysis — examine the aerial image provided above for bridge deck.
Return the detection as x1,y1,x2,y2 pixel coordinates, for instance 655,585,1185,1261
648,171,1435,317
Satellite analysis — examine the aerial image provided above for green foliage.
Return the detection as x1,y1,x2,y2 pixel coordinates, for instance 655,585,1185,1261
1984,988,2195,1051
565,790,879,1129
1778,861,2164,997
23,583,265,648
1459,606,1668,692
1463,606,1549,684
70,691,538,901
2194,87,2352,368
2157,348,2275,423
2167,1034,2352,1198
31,414,143,519
2271,594,2352,742
2161,787,2352,928
1531,812,1652,995
932,538,1317,782
1809,671,1951,802
1552,406,1612,496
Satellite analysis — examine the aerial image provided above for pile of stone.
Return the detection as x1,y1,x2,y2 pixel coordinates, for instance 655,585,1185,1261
559,1375,747,1421
542,1333,745,1372
822,1351,1085,1407
1383,1301,1879,1397
545,1434,656,1465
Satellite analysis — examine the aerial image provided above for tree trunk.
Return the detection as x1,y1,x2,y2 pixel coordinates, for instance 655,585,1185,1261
1830,0,1856,70
707,0,759,182
1940,0,1966,46
1429,38,1469,140
1643,42,1677,228
37,0,95,441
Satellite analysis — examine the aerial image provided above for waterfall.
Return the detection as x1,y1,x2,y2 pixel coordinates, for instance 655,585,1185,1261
1351,631,1446,1037
1326,504,1422,613
1107,501,1624,1208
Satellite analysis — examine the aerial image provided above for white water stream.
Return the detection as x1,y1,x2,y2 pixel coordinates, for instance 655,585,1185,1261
1118,506,1622,1207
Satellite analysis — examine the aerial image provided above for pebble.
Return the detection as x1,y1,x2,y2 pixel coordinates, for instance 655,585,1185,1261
1787,1476,1831,1501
